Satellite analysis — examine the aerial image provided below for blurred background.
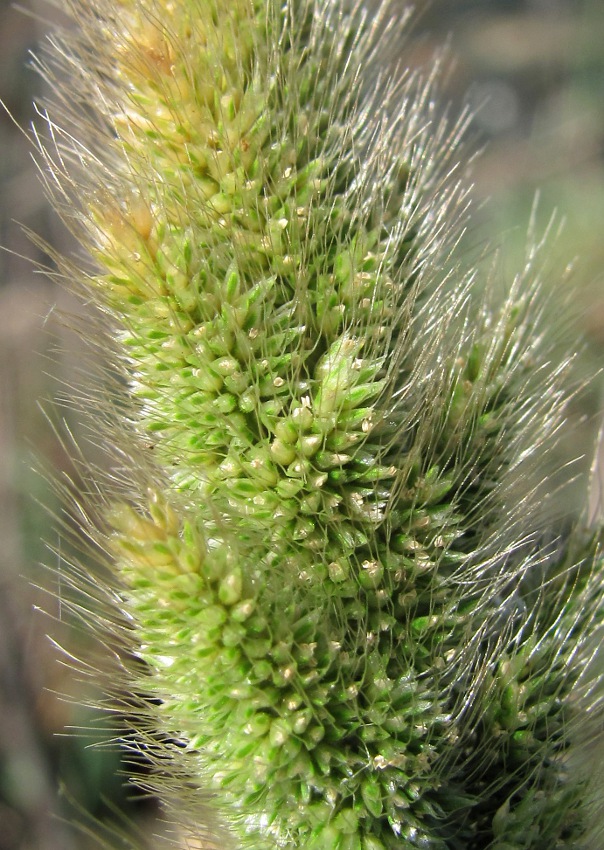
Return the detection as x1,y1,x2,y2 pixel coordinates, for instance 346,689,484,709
0,0,603,847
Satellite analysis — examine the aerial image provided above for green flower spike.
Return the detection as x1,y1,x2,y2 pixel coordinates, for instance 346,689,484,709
37,0,604,848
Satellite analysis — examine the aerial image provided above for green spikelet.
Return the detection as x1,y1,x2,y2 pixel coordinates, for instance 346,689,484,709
37,0,604,847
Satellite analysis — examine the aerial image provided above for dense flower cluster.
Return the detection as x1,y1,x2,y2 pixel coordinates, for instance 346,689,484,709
39,1,604,847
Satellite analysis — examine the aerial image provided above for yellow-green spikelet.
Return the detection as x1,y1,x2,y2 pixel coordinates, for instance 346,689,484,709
43,0,604,848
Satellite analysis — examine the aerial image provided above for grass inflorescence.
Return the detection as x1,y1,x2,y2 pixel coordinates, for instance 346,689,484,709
34,1,604,847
